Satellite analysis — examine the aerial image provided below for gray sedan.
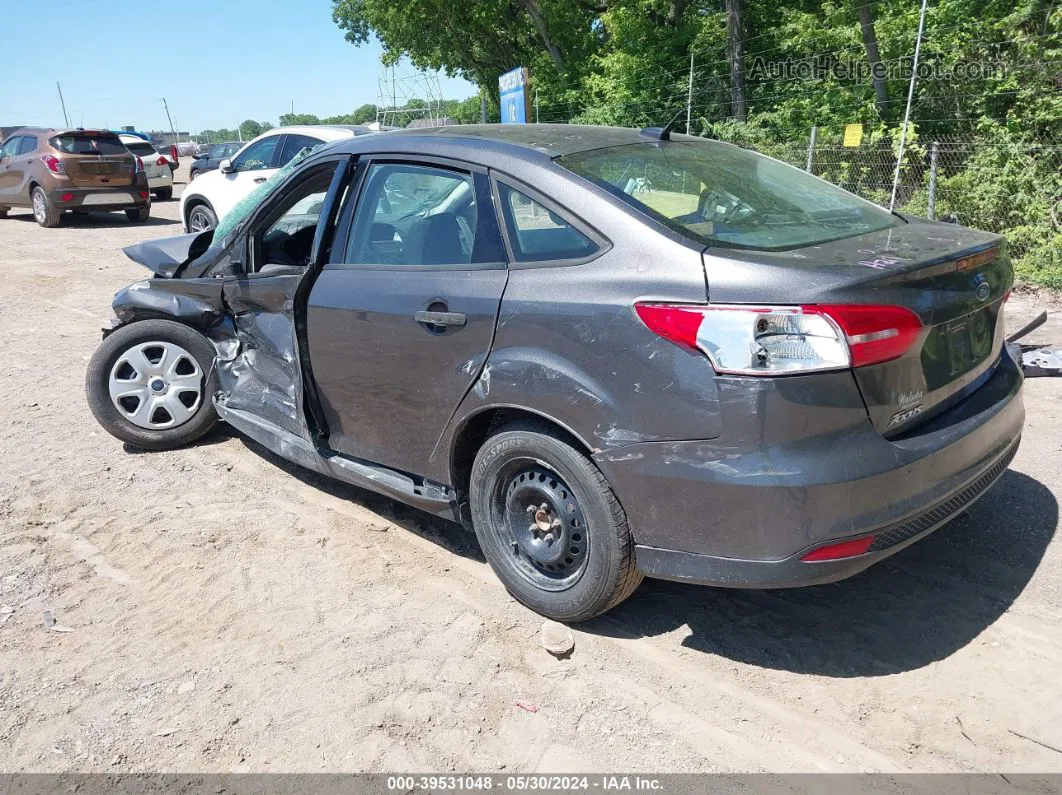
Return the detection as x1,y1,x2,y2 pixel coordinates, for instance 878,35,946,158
84,124,1024,621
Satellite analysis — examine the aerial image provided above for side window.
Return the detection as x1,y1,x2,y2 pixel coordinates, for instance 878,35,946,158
343,163,477,267
253,163,340,271
18,136,37,155
0,137,22,161
232,136,280,172
279,134,322,166
497,183,598,262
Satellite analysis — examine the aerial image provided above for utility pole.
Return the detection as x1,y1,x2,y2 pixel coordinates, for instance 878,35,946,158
56,82,70,128
160,97,178,144
686,53,695,133
237,120,243,142
890,0,928,211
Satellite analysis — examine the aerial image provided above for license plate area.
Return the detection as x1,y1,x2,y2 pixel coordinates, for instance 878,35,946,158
944,307,994,376
82,193,129,206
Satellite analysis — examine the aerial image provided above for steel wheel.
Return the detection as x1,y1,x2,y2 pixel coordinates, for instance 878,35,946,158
188,206,215,232
32,190,47,224
492,463,590,591
107,341,203,430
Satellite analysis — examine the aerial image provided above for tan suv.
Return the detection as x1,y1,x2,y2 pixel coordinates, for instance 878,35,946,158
0,127,151,227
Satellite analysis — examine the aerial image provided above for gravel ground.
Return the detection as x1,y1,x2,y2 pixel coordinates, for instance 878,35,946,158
1,163,1061,773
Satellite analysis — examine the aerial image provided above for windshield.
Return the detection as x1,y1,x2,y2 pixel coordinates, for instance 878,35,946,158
558,141,898,251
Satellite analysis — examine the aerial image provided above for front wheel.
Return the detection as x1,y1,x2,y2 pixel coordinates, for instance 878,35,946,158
469,422,642,622
85,319,218,451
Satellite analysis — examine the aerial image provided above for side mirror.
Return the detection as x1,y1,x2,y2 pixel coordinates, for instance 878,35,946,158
219,158,234,174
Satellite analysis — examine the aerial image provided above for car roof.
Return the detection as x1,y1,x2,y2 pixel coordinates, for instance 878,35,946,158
254,124,376,142
327,123,702,161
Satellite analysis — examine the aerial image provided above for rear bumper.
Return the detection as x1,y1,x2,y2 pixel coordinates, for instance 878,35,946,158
147,173,173,190
49,187,148,211
595,349,1025,588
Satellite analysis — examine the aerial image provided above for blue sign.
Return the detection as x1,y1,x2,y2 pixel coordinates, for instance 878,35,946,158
499,67,530,124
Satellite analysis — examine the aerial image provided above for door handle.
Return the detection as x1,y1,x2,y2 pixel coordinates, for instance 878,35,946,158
253,176,267,183
414,310,466,328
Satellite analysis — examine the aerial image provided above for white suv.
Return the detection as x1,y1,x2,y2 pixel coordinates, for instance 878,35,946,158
179,125,375,232
119,134,174,201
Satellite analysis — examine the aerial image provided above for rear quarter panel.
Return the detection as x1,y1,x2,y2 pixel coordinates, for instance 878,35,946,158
430,165,724,482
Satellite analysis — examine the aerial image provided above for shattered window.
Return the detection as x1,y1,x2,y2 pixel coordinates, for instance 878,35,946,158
212,145,322,244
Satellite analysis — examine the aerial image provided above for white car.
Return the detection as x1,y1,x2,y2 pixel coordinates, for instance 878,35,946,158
119,134,174,201
179,125,376,232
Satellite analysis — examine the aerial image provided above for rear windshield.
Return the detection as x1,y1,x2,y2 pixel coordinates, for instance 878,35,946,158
50,133,127,156
558,141,898,251
123,140,158,157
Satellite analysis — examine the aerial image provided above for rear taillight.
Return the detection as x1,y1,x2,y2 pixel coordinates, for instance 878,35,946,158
815,304,924,368
170,145,179,162
134,156,144,174
41,155,65,175
634,302,923,376
156,156,167,166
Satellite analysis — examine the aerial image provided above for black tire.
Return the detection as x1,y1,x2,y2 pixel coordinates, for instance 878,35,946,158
31,186,60,228
469,421,642,622
186,202,217,232
126,206,150,223
85,319,218,451
155,187,173,201
189,168,199,181
0,206,9,217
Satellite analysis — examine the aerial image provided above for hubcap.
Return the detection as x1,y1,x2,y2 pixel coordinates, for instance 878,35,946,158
108,341,203,430
32,191,46,223
497,466,589,589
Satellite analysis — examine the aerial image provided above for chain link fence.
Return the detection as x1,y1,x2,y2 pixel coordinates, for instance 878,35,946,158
742,129,1062,260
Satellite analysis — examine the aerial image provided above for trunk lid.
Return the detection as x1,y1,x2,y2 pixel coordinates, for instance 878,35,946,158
51,132,136,188
702,217,1012,435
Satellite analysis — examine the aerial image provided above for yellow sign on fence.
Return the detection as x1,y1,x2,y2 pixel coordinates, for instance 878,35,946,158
843,124,864,147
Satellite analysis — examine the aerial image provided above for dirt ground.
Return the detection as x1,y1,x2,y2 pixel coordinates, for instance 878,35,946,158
2,163,1062,774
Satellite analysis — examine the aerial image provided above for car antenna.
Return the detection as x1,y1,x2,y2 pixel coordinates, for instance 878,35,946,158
640,107,686,141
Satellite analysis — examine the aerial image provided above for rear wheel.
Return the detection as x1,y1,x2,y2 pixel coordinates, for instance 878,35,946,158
469,421,642,622
126,206,150,223
187,203,217,232
0,206,9,217
31,187,60,228
155,187,173,201
85,319,218,451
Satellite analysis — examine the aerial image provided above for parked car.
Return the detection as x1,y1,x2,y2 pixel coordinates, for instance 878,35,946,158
177,141,198,157
119,134,173,201
178,125,376,232
189,142,241,181
0,127,150,227
85,124,1023,621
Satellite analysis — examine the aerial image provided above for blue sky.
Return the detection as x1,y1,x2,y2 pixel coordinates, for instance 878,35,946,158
3,0,478,133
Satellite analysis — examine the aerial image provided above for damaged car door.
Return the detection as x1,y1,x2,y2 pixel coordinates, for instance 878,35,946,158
215,157,352,439
306,158,509,473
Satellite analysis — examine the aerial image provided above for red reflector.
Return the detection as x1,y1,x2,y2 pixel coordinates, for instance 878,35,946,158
139,191,149,199
812,304,923,367
634,303,705,351
801,535,875,562
60,193,74,202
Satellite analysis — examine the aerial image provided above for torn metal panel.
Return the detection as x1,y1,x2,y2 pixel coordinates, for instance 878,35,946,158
111,278,226,330
217,272,310,440
122,231,214,278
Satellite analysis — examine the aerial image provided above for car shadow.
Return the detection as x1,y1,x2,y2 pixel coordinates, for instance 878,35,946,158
233,434,486,563
584,470,1057,677
7,212,179,228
